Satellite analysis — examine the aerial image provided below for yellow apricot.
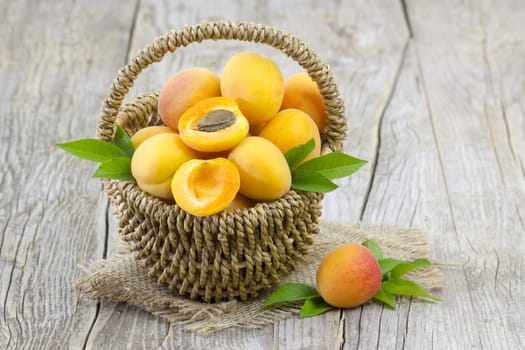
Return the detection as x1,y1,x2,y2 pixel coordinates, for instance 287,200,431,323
220,52,284,126
178,97,249,152
281,73,327,131
228,136,291,200
224,194,255,212
259,108,321,163
158,68,221,130
316,244,382,308
131,133,200,201
171,158,240,216
130,126,177,148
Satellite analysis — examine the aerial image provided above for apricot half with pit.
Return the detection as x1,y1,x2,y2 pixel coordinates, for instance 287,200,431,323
178,97,249,152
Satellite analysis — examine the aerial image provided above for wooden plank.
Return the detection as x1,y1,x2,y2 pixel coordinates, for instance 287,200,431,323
403,0,525,348
82,0,410,349
0,0,136,349
344,41,481,349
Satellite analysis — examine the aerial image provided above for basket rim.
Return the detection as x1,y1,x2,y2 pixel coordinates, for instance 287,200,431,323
96,20,347,152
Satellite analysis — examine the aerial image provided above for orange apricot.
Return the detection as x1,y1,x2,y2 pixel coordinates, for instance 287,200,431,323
131,133,200,201
228,136,291,201
158,68,221,130
130,126,177,148
259,108,321,164
171,158,240,216
220,52,284,126
178,96,249,152
281,72,327,131
316,244,382,308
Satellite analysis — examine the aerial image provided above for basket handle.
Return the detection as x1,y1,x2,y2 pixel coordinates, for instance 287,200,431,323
96,20,347,151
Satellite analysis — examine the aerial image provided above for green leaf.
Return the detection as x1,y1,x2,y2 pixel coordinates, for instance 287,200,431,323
378,258,430,279
284,138,315,171
92,157,134,181
373,286,397,309
296,153,367,179
382,279,441,302
299,296,334,318
390,258,431,280
362,240,383,260
378,258,406,276
291,170,338,193
263,283,320,308
57,139,128,163
114,125,135,157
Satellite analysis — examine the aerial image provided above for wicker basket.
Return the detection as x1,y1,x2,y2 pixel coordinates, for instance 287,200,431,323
96,21,347,302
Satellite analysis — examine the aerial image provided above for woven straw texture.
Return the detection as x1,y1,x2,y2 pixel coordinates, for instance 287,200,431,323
95,21,347,302
76,221,445,334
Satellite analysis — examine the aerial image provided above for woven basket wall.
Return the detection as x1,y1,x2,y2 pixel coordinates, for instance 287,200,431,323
96,21,347,302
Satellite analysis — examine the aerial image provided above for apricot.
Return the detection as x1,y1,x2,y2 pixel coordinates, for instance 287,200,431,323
131,133,200,201
158,68,221,130
225,194,255,212
178,97,249,152
228,136,291,200
316,243,382,308
259,108,321,164
171,158,240,216
220,52,284,126
130,126,177,148
281,73,327,131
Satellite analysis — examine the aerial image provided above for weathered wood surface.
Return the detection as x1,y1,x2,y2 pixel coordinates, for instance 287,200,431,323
1,0,523,349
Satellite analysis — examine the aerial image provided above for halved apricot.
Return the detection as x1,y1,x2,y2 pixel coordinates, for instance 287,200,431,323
171,157,240,216
178,97,249,152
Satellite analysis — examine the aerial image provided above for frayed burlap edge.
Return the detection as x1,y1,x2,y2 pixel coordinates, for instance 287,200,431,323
75,220,444,335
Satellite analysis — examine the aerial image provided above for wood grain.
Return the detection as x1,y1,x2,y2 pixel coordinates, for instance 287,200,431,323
1,0,523,349
0,0,137,349
405,1,525,348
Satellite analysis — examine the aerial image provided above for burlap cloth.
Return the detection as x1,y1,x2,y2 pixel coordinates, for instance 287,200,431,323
75,220,444,335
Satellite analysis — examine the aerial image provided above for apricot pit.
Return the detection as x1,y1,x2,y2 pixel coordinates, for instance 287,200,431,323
178,97,249,152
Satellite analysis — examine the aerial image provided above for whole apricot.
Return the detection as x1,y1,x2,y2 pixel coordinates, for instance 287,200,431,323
220,52,284,126
228,136,291,201
281,73,327,131
259,108,321,164
130,126,177,149
225,193,255,212
131,133,200,201
316,243,382,308
178,97,249,152
158,68,221,130
171,158,240,216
